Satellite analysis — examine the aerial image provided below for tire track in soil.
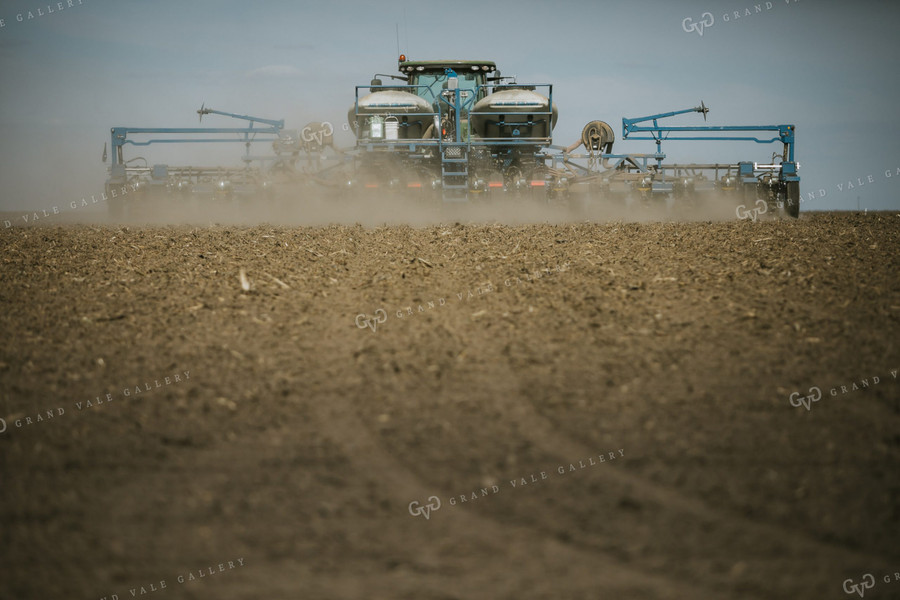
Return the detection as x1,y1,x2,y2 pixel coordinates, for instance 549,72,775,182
272,245,708,599
300,387,705,600
288,293,736,599
312,226,894,599
485,383,887,596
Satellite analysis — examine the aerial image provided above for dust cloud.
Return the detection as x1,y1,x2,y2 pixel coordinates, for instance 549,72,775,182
2,184,756,229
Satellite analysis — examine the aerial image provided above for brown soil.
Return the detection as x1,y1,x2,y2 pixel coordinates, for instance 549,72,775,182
1,212,899,600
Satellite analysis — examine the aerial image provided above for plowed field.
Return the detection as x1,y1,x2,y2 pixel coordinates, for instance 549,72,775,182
1,212,898,600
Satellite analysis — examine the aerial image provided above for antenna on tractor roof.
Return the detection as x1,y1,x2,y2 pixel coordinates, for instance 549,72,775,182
404,6,409,56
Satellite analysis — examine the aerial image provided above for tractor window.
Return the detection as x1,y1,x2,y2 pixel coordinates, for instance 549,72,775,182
413,71,484,104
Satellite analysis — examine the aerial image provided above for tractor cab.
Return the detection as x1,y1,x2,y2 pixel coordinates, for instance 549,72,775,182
397,58,497,111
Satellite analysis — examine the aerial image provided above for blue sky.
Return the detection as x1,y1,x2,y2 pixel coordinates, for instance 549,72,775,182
1,0,899,211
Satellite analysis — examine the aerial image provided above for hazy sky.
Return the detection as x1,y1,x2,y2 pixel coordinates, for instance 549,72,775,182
1,0,899,211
